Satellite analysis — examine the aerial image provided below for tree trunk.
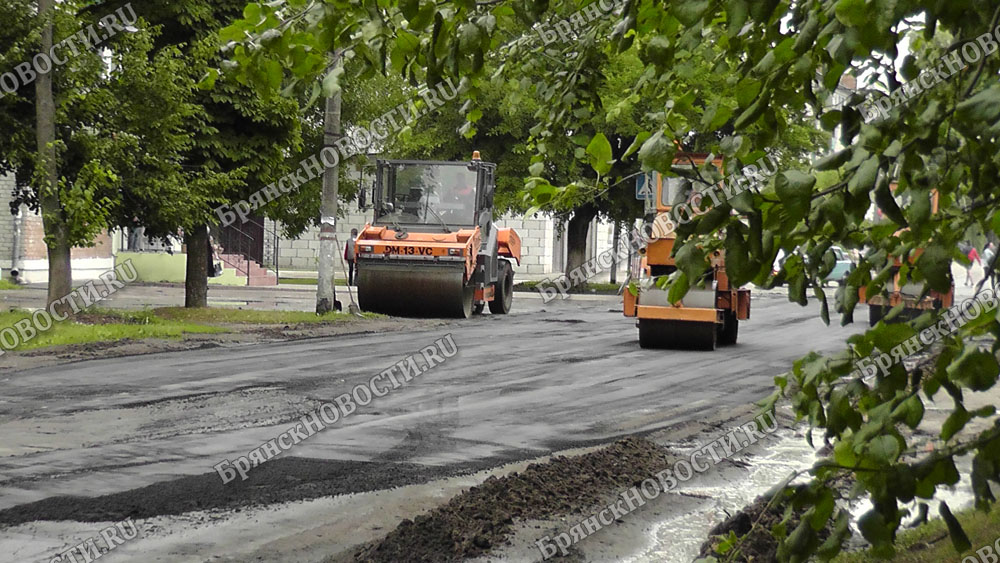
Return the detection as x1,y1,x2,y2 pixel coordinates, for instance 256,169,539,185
185,225,209,307
564,202,598,292
36,0,72,309
316,53,342,315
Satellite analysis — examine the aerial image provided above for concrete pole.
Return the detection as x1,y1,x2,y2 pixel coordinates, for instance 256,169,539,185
316,53,342,315
610,221,620,284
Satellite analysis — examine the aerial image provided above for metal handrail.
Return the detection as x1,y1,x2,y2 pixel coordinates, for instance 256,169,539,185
247,217,281,281
218,224,253,285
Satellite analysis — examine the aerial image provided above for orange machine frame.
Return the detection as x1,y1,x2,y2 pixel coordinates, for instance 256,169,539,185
624,154,751,324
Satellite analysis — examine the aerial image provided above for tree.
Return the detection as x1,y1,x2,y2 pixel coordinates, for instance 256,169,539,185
386,43,825,286
0,1,194,308
97,0,306,307
218,0,1000,558
35,0,63,306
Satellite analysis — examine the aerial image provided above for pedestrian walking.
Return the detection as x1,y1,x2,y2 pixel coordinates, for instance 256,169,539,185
962,242,981,286
345,228,358,286
984,242,997,288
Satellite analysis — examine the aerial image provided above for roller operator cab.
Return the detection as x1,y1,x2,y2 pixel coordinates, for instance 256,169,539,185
354,152,521,318
623,154,751,350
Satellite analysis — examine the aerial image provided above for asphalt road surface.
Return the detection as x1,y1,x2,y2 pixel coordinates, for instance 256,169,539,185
0,291,863,560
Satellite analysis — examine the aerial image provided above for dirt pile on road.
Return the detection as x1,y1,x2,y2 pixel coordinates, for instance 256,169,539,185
353,436,677,563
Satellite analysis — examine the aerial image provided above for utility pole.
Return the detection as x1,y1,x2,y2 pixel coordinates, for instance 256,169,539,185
610,221,620,285
316,52,342,314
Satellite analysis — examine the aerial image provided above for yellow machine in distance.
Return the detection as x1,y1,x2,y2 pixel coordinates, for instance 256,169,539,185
623,154,751,350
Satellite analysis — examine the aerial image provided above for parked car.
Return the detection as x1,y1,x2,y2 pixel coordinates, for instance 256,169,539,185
772,245,854,286
825,245,853,285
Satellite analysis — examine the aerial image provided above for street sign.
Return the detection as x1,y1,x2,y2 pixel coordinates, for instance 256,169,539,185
635,173,654,200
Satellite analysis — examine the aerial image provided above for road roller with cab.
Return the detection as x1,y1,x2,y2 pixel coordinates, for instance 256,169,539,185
354,152,521,318
623,154,751,350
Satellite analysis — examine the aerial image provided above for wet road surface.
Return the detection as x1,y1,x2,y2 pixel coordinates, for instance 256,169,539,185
0,292,861,513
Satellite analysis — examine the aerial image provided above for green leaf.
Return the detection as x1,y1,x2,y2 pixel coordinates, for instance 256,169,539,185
816,510,851,559
793,13,821,54
950,350,1000,391
724,229,752,285
819,110,842,131
638,131,676,173
941,405,970,442
848,157,879,195
809,488,835,531
725,0,749,34
857,509,893,549
955,85,1000,124
458,22,483,54
720,134,742,156
243,2,262,22
869,321,915,353
198,68,219,90
834,0,867,27
734,79,761,108
409,0,437,30
709,104,734,130
782,518,818,561
874,176,907,226
673,0,709,25
893,394,924,429
868,434,901,463
915,244,952,293
400,0,420,20
396,30,420,53
675,243,708,282
624,132,651,158
734,96,768,129
814,149,851,171
667,271,690,304
939,502,972,553
645,36,672,66
900,55,919,80
774,170,816,222
586,133,614,176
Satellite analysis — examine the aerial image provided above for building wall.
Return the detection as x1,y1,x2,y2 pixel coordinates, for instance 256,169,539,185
115,251,245,286
0,172,116,283
0,174,16,268
272,204,560,276
273,205,630,280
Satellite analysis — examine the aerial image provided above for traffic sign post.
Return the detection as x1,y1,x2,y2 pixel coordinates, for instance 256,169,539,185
635,173,654,200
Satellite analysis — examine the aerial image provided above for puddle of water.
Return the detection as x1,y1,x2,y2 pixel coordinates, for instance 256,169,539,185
627,431,979,563
626,430,819,563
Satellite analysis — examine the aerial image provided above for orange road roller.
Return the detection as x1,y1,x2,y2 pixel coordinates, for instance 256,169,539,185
624,154,750,350
354,152,521,318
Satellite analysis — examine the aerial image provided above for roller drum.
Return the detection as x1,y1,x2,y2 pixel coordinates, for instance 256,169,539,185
638,319,717,350
357,261,473,318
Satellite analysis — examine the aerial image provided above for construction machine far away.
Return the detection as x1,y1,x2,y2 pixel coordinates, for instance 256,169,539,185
354,152,521,318
624,154,750,351
859,186,953,326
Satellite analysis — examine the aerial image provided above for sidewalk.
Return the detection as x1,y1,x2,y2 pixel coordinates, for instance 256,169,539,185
278,268,616,284
0,282,614,313
0,262,987,313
